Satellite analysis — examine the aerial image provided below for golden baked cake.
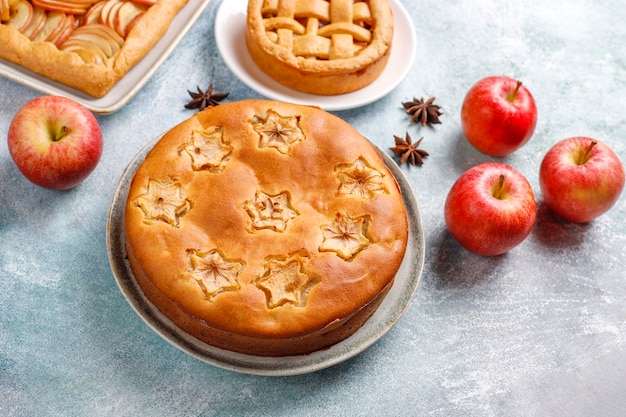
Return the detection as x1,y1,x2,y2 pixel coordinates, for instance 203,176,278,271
0,0,187,97
124,100,408,356
245,0,394,95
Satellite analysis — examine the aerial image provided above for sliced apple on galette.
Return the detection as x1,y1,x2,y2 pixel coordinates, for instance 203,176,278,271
0,0,188,97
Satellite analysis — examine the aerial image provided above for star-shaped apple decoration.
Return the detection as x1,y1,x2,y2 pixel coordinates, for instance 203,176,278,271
188,249,244,298
335,157,387,199
133,179,190,227
181,127,232,171
252,109,305,153
243,190,298,232
256,258,313,308
320,213,370,260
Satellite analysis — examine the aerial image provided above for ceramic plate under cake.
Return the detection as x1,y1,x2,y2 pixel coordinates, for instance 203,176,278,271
107,135,425,376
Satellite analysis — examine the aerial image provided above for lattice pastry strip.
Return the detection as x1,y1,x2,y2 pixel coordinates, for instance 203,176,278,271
261,0,375,60
246,0,393,94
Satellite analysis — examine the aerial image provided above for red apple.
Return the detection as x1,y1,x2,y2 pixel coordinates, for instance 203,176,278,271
461,76,537,157
444,162,537,256
8,95,103,190
539,136,625,223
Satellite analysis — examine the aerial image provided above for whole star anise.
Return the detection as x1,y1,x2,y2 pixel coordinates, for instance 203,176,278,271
390,132,429,166
402,96,442,126
185,84,229,111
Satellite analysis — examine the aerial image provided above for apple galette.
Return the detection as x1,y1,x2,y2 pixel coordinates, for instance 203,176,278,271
245,0,394,95
0,0,187,97
124,100,409,356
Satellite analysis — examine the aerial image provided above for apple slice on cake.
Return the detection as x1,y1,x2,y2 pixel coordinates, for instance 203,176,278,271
60,23,124,64
5,0,33,32
32,0,100,15
98,0,122,26
95,0,146,38
31,10,64,41
45,12,74,46
130,0,156,6
113,0,145,37
20,5,46,39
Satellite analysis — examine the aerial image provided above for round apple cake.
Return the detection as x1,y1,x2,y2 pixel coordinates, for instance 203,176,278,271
245,0,394,95
124,100,408,356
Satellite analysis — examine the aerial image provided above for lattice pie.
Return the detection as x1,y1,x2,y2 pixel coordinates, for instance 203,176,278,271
0,0,187,97
245,0,394,95
124,100,409,356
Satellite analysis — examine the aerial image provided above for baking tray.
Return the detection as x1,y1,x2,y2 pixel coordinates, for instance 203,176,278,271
0,0,212,114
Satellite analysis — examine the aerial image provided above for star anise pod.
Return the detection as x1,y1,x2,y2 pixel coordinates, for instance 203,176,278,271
185,84,229,111
390,132,429,166
402,96,442,126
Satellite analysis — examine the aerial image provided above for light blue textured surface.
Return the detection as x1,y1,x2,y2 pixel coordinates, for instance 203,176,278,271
1,0,626,416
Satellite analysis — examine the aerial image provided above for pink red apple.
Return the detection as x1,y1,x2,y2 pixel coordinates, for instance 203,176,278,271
461,76,537,157
444,162,537,256
539,137,625,223
8,95,103,190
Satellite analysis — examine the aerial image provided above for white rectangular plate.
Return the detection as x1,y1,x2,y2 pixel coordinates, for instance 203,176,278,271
0,0,212,114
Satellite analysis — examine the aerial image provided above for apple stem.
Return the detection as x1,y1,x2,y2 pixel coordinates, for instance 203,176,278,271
575,141,597,165
492,175,506,199
507,81,523,103
53,126,69,142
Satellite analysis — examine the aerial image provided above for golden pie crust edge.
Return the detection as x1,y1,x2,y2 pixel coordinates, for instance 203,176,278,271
124,99,409,356
0,0,188,98
245,0,394,95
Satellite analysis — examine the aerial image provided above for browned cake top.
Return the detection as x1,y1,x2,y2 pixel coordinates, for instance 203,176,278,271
124,100,408,340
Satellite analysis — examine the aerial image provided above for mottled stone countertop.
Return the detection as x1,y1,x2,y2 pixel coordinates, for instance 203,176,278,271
1,1,625,416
